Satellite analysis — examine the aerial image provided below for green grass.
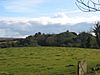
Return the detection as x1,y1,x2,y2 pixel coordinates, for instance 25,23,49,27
0,47,100,75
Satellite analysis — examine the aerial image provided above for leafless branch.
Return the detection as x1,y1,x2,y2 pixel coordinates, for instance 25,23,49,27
76,0,100,12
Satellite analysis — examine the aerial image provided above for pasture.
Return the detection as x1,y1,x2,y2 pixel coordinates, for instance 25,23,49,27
0,47,100,75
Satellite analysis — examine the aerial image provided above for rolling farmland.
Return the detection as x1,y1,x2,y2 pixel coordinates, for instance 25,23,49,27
0,47,100,75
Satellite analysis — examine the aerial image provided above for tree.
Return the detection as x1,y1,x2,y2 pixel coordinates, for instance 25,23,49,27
17,36,38,47
77,32,93,48
34,32,41,38
56,31,77,46
93,22,100,47
46,35,58,46
75,0,100,48
86,36,91,48
76,0,100,12
26,35,38,46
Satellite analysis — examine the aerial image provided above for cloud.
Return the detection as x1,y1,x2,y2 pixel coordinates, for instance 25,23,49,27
1,0,44,12
0,11,100,37
0,12,100,25
29,13,100,25
0,18,93,38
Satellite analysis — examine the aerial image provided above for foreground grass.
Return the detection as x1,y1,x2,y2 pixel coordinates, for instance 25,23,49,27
0,47,100,75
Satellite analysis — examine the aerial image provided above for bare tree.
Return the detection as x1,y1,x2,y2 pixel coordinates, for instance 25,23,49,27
75,0,100,12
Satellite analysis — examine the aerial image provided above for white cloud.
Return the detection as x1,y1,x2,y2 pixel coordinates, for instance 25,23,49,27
0,12,100,26
0,11,100,38
30,12,100,25
0,13,98,37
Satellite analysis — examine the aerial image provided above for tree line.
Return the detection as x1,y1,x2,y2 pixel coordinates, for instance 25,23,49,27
0,22,100,48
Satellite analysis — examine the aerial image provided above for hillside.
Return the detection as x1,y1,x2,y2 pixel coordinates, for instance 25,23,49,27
0,47,100,75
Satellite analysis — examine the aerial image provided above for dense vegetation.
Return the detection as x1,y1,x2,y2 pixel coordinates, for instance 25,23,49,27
0,31,98,48
0,47,100,75
0,21,100,48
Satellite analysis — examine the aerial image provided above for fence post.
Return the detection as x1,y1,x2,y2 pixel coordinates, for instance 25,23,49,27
78,60,87,75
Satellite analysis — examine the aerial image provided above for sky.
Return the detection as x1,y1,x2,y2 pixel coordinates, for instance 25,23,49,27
0,0,100,38
0,0,75,17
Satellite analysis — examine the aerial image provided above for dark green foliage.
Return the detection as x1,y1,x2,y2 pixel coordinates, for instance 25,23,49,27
93,22,100,48
18,31,98,48
77,32,96,48
55,31,77,46
0,31,98,48
86,36,91,48
14,36,38,47
46,35,58,46
36,34,47,46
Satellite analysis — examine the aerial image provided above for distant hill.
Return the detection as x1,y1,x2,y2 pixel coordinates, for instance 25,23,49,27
0,37,24,41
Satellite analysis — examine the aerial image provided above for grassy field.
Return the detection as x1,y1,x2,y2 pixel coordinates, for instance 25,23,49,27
0,47,100,75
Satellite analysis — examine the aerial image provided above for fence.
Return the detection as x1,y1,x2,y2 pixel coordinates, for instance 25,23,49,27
78,60,87,75
78,60,100,75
